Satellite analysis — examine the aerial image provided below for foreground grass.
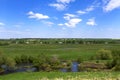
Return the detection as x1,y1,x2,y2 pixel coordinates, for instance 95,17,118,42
0,72,120,80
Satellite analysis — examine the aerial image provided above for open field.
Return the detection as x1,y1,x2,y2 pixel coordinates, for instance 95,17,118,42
0,72,120,80
0,44,120,60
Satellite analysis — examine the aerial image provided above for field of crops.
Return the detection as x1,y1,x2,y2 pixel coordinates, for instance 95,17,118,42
0,72,120,80
0,44,120,60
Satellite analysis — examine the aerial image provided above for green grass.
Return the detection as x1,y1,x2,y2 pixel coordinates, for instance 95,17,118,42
0,44,120,80
0,44,120,60
0,72,120,80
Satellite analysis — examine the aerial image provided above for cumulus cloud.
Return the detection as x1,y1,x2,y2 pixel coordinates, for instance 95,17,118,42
58,23,64,26
65,18,82,28
27,11,49,20
86,18,97,26
58,13,82,28
42,21,54,26
103,0,120,12
49,0,75,11
77,10,86,15
49,3,66,11
85,5,95,12
57,0,75,4
77,5,95,15
0,22,5,26
64,13,77,20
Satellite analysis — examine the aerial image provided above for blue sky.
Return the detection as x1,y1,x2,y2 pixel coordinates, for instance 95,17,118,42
0,0,120,39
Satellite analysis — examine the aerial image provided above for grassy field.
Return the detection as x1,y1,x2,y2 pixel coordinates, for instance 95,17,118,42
0,72,120,80
0,44,120,60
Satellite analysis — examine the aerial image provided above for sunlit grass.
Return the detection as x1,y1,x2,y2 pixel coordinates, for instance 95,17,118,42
0,72,120,80
0,44,120,60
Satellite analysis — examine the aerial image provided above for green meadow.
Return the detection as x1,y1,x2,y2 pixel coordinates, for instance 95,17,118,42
0,44,120,60
0,72,120,80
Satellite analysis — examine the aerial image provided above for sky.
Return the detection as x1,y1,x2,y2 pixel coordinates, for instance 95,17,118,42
0,0,120,39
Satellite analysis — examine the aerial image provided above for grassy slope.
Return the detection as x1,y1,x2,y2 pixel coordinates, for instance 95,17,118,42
0,72,120,80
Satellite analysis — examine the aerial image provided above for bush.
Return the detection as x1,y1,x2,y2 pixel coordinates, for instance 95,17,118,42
0,42,9,46
77,56,83,63
112,56,120,71
33,54,61,71
0,56,16,71
5,57,16,68
106,60,113,69
95,49,112,60
33,54,50,71
111,50,120,58
106,50,120,71
14,56,22,64
15,55,35,64
21,54,29,64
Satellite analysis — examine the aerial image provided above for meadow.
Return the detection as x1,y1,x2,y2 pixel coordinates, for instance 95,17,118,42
0,72,120,80
0,43,120,60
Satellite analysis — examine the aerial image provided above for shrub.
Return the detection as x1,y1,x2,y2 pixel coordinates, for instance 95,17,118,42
111,50,120,58
77,56,83,63
106,60,113,69
112,56,120,71
106,50,120,71
21,54,29,64
96,49,112,60
33,54,61,71
33,54,50,71
14,56,22,64
0,56,16,71
5,57,16,68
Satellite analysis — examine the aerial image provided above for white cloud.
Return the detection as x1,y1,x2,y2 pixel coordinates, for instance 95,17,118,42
77,10,86,15
58,23,64,26
77,5,95,15
65,18,82,28
49,0,75,11
103,0,120,12
0,22,5,26
43,21,54,26
64,13,77,20
85,5,95,12
49,3,66,11
45,21,54,26
57,0,75,4
27,11,49,20
86,18,97,26
59,13,82,28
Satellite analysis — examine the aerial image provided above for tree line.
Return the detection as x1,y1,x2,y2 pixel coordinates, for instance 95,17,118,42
0,38,120,45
